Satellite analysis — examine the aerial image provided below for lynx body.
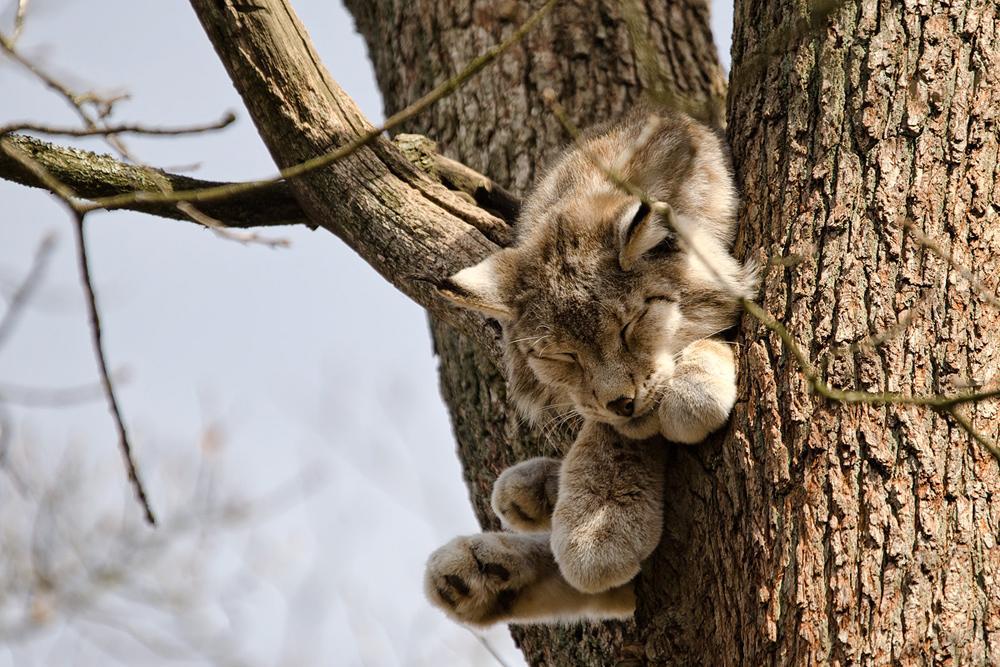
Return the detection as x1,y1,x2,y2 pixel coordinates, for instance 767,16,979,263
426,109,756,626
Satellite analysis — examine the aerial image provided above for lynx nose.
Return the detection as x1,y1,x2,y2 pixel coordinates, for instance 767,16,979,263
607,396,635,418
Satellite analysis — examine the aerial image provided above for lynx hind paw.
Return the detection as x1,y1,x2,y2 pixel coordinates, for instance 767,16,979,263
491,457,560,532
424,533,546,627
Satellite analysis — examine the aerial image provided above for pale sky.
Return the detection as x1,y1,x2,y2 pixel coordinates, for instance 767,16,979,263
0,2,731,665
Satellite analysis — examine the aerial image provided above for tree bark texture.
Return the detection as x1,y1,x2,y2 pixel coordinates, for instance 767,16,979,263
719,0,1000,664
347,0,1000,665
344,1,729,664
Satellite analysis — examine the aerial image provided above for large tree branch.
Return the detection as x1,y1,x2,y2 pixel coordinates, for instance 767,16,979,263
0,133,521,231
0,134,307,228
183,0,534,357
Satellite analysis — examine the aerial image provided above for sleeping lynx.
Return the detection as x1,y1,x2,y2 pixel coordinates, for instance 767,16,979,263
426,109,756,626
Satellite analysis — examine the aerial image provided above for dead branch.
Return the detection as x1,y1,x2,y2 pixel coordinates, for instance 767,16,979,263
0,112,237,139
0,134,522,230
70,209,156,524
181,0,557,356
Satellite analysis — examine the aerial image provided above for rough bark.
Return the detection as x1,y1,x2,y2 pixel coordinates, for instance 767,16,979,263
344,1,728,663
0,133,518,230
714,0,1000,663
348,0,1000,665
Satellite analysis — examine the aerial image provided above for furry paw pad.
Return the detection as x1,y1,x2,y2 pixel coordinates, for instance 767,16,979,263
424,533,547,626
491,457,560,532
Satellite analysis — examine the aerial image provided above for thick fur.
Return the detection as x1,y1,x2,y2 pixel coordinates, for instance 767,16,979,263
426,108,755,625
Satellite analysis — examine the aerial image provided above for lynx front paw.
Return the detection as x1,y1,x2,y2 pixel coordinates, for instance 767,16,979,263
658,339,736,444
491,457,560,532
424,533,551,627
550,422,665,593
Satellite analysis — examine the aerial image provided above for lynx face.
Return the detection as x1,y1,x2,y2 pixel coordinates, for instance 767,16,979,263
434,110,755,440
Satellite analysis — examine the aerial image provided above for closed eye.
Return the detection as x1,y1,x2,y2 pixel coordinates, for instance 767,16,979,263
531,350,578,364
620,311,646,352
644,294,676,304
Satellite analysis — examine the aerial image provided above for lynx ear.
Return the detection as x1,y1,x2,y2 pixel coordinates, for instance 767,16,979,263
618,199,678,271
435,252,514,321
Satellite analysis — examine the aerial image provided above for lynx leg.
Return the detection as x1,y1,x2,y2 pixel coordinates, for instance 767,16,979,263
425,532,634,626
658,339,737,444
491,457,560,532
550,422,666,593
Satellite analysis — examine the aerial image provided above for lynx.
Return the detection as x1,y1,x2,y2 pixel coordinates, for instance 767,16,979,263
425,109,756,626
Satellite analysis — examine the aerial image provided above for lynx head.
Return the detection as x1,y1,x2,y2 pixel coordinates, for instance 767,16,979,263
436,187,755,441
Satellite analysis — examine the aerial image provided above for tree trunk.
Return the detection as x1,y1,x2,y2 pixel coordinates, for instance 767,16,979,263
344,1,728,664
717,0,1000,663
9,0,988,663
346,0,1000,665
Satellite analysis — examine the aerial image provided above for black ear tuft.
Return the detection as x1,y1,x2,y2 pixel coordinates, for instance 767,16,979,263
618,200,677,271
624,201,651,241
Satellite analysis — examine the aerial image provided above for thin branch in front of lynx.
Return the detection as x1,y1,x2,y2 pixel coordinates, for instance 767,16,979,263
619,0,721,126
901,218,1000,310
543,89,1000,463
80,0,558,214
823,283,937,361
0,231,55,349
741,298,1000,461
543,89,751,300
945,407,1000,462
729,0,852,90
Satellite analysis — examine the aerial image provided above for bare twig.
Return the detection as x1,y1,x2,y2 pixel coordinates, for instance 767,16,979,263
901,218,1000,309
80,0,557,214
945,407,1000,462
9,0,28,44
0,112,237,140
0,137,156,521
0,34,119,137
176,201,289,248
70,210,156,524
824,286,936,360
